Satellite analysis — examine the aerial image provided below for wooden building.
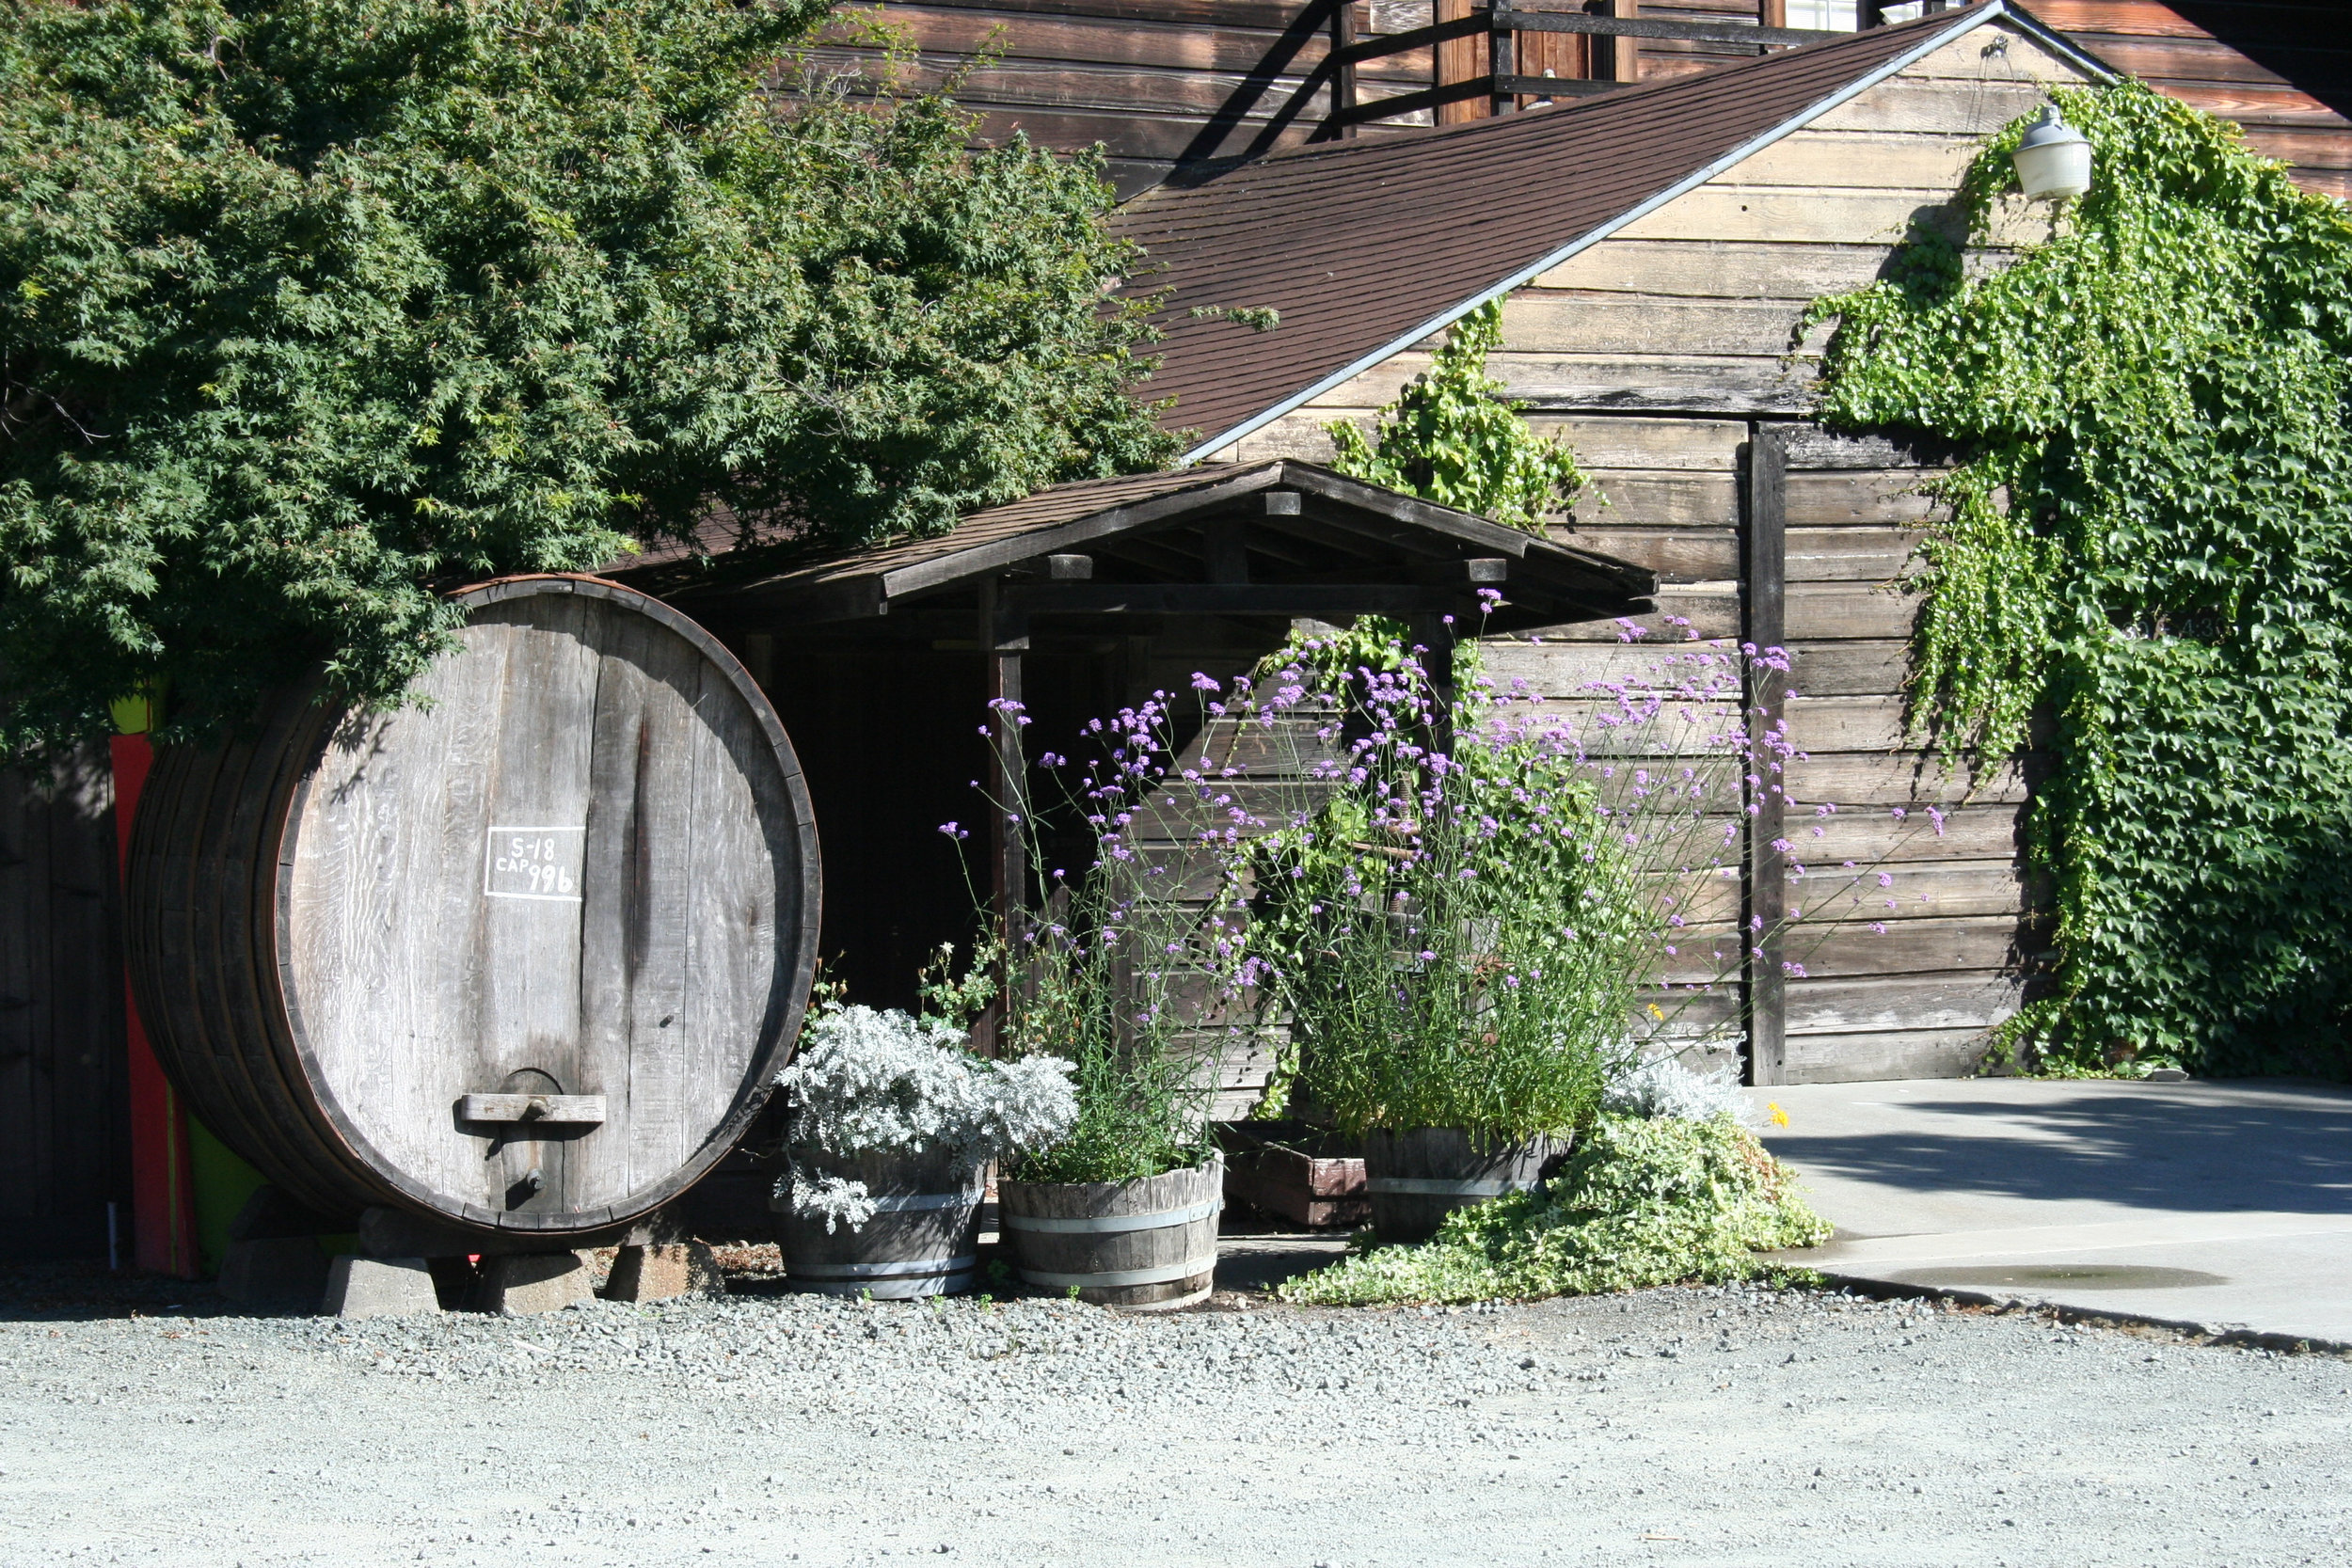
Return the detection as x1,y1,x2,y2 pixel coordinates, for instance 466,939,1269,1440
0,750,128,1260
2034,1,2351,199
814,1,2349,201
1106,2,2118,1085
9,0,2343,1259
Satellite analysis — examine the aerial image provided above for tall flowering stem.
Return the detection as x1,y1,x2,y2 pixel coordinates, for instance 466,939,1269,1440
958,691,1224,1184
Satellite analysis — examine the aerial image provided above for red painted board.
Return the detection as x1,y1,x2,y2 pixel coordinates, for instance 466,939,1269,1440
109,734,198,1278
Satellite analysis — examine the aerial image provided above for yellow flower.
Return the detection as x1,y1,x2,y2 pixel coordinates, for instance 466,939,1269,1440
1767,1101,1789,1128
1646,1003,1665,1021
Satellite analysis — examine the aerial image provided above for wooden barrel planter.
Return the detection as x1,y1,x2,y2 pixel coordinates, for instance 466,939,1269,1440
127,575,822,1239
772,1145,982,1299
999,1159,1222,1310
1361,1128,1570,1244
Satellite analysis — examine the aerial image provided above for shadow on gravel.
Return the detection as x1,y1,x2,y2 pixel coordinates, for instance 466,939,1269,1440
1772,1084,2352,1216
0,1260,246,1323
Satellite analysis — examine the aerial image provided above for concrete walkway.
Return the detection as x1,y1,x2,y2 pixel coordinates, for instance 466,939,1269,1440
1750,1076,2352,1345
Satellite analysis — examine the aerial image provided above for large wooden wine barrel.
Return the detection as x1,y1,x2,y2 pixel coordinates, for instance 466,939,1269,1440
128,576,820,1238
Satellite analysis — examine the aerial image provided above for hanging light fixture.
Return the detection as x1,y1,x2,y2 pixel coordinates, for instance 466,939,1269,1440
2012,105,2092,201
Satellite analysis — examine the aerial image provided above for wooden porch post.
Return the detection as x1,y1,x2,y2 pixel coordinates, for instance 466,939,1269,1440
1409,610,1458,761
1489,5,1517,117
1331,0,1359,136
1743,424,1788,1086
978,578,1030,1014
1597,0,1637,84
1435,0,1486,124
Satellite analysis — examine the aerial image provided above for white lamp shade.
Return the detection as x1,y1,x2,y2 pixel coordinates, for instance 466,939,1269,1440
2012,107,2092,200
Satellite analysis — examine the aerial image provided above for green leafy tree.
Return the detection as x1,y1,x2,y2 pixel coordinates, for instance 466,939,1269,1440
1808,82,2352,1074
0,0,1178,753
1325,299,1586,531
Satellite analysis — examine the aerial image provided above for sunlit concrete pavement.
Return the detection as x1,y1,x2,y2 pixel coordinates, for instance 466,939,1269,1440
1750,1076,2352,1344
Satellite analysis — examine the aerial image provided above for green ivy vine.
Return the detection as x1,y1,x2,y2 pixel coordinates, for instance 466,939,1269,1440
1807,81,2352,1075
1326,300,1587,531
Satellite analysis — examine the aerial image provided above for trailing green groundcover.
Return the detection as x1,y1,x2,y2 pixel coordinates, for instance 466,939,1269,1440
1806,82,2352,1076
0,0,1176,755
1279,1116,1828,1306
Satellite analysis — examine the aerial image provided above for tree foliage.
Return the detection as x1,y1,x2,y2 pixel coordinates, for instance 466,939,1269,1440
1807,82,2352,1074
1326,300,1586,531
0,0,1178,752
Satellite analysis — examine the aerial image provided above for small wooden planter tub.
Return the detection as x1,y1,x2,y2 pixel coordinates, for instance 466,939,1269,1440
998,1159,1222,1310
1361,1129,1570,1244
1219,1125,1368,1228
773,1145,982,1299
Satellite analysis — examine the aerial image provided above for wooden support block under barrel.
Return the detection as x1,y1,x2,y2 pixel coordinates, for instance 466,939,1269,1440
356,1203,686,1259
604,1242,724,1302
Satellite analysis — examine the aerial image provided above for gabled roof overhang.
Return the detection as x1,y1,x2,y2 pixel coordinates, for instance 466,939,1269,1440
677,460,1657,634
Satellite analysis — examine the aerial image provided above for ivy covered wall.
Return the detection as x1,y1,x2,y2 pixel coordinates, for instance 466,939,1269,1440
1811,82,2352,1076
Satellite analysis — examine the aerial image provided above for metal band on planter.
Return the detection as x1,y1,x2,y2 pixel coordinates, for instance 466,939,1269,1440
785,1254,978,1281
866,1187,987,1213
1360,1129,1572,1244
1013,1259,1211,1290
998,1197,1221,1235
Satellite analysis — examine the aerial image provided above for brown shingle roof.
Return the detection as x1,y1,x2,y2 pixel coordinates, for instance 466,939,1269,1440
1112,2,2101,455
773,467,1252,588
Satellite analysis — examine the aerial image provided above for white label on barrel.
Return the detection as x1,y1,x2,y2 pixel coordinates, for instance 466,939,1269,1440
483,826,586,902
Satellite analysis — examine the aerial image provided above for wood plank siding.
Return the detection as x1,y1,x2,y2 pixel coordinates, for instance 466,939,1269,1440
812,0,1425,196
2032,2,2352,199
1216,23,2083,1083
0,749,129,1260
810,3,2350,201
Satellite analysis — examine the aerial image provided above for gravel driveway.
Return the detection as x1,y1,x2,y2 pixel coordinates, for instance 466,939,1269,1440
3,1262,2346,1568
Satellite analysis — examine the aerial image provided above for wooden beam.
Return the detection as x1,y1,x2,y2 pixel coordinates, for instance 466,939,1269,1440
1410,557,1511,585
878,464,1284,599
1436,0,1486,126
1492,76,1621,100
1491,5,1836,48
1001,584,1478,617
1330,72,1495,128
1282,467,1542,555
1610,0,1638,87
1743,424,1788,1088
1490,6,1517,118
1200,519,1249,584
1327,8,1489,70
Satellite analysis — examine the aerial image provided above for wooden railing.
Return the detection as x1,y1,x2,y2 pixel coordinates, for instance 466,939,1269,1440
1323,1,1951,132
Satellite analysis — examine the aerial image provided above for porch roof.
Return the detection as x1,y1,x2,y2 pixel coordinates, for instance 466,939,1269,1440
674,459,1657,633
